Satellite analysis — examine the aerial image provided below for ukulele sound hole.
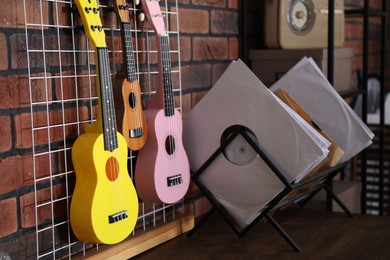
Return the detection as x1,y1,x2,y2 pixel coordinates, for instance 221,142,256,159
128,92,136,109
165,135,175,156
106,157,119,181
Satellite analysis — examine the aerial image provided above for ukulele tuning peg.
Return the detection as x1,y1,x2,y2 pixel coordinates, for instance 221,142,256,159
134,0,140,5
139,12,145,22
119,4,128,10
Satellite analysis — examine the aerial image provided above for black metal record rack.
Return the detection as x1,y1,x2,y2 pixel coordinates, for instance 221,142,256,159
188,125,352,252
239,0,388,216
188,0,388,252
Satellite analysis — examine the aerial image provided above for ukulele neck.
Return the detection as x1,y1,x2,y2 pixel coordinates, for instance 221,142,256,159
97,47,118,152
122,22,137,83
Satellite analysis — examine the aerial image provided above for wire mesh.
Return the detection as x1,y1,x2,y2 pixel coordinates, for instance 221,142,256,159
23,0,184,258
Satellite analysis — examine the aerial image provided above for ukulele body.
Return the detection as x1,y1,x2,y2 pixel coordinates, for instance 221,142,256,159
114,77,148,151
135,108,190,204
70,132,138,244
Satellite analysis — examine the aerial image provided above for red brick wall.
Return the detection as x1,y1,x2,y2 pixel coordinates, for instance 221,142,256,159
179,0,239,115
0,0,389,259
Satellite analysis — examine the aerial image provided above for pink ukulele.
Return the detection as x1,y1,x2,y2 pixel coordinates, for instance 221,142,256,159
135,0,190,204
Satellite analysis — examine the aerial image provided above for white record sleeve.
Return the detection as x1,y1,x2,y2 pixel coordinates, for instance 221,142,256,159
183,59,330,228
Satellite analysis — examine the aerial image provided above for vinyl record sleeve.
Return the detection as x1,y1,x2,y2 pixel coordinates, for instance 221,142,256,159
183,59,330,228
270,57,374,163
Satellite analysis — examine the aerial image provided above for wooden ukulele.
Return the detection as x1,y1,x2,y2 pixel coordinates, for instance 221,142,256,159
70,0,138,244
113,0,147,151
135,0,190,204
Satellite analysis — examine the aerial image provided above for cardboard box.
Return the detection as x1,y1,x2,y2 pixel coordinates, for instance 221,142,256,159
249,48,354,93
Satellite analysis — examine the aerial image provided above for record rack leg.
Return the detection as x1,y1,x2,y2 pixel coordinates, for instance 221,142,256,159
187,125,353,252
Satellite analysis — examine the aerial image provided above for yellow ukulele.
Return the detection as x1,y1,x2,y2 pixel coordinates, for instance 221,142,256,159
70,0,139,244
113,0,147,151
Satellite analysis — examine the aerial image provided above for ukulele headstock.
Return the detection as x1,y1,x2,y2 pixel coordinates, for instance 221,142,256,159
114,0,131,23
140,0,166,35
74,0,106,47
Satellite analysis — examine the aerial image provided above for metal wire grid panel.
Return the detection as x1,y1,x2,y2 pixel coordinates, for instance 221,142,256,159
23,0,184,258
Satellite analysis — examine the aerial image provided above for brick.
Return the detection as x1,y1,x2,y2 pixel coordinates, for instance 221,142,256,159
369,55,380,70
229,37,239,60
193,37,228,61
210,10,239,34
106,34,123,65
14,113,34,149
192,0,227,7
20,183,68,228
228,0,239,9
140,36,158,65
54,71,77,101
171,67,181,90
344,22,363,40
0,232,36,259
212,63,229,85
181,64,211,90
0,198,17,238
0,155,35,195
139,71,159,93
0,33,7,70
191,91,208,108
54,70,96,101
344,40,363,56
10,34,38,70
0,116,12,153
352,56,362,71
101,7,118,30
29,146,71,183
166,36,182,64
53,1,73,28
0,0,48,29
10,32,81,70
14,106,90,149
179,93,192,117
135,37,146,65
179,36,191,62
0,74,41,109
56,148,74,174
29,73,53,104
175,8,209,34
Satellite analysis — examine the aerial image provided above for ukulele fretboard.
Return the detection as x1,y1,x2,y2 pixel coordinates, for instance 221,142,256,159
97,47,118,152
160,35,175,117
122,22,137,83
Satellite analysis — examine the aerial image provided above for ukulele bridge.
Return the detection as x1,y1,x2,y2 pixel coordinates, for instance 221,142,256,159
129,127,143,138
167,174,183,187
108,210,128,224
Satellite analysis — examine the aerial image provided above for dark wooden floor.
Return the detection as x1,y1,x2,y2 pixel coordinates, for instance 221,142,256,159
133,205,390,259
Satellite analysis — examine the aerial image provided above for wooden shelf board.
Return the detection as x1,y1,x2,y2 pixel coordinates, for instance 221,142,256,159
73,214,194,260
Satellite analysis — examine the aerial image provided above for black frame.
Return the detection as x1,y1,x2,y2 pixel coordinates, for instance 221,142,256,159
188,125,352,252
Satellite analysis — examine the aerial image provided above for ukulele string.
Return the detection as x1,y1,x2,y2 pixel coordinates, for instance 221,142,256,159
124,23,135,144
162,7,178,184
162,35,177,183
102,48,122,214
